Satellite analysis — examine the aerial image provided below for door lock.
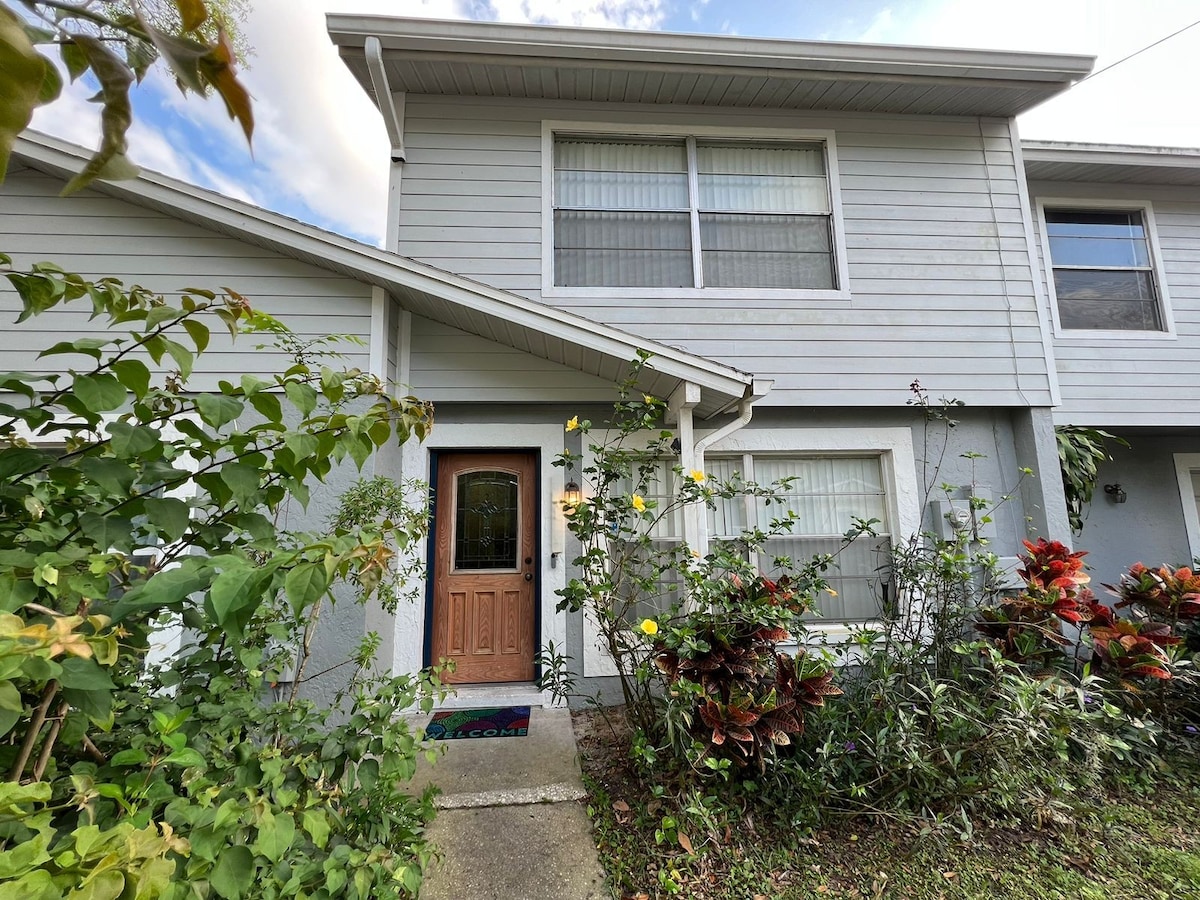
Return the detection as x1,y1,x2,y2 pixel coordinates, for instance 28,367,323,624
524,572,533,582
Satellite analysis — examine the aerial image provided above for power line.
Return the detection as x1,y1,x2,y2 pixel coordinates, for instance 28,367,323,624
1076,16,1200,85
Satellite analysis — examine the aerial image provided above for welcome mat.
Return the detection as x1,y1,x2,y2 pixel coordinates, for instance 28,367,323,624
425,706,530,740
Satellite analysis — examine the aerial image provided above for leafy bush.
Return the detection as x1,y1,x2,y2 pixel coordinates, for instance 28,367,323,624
0,256,439,898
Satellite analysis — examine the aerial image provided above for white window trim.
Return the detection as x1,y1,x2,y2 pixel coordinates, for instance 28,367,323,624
579,426,918,675
541,120,852,302
1036,197,1176,341
1173,453,1200,563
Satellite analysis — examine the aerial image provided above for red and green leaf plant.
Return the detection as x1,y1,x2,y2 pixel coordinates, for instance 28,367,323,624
977,538,1093,664
1088,619,1179,683
654,575,842,772
1108,563,1200,621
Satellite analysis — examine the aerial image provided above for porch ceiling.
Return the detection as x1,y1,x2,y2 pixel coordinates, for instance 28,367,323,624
1023,141,1200,187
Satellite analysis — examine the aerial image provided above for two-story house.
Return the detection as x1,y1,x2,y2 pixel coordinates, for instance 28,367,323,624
324,15,1093,697
4,16,1194,705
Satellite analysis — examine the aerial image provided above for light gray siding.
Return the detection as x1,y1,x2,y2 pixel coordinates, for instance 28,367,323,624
395,94,1053,408
1,168,374,389
1029,180,1200,426
408,315,617,403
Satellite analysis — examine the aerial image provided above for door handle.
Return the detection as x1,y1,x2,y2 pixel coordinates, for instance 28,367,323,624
524,572,533,582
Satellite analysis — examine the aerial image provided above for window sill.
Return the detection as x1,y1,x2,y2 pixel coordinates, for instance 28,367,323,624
542,286,852,302
1054,328,1177,341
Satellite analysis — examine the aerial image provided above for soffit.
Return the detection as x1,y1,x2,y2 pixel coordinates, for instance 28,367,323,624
329,16,1092,118
11,132,752,418
1023,142,1200,187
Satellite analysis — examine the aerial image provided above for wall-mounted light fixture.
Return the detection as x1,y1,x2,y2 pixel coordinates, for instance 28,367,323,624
1104,483,1127,504
563,480,582,510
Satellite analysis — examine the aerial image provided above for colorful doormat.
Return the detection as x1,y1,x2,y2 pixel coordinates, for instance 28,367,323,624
425,706,530,740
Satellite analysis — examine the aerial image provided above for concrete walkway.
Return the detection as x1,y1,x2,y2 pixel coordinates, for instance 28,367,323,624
410,706,609,900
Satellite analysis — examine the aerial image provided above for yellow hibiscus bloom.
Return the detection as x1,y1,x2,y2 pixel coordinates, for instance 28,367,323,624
631,494,646,512
639,619,659,636
689,469,706,483
565,416,579,432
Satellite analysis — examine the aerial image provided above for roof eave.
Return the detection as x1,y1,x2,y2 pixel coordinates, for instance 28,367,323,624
11,132,755,409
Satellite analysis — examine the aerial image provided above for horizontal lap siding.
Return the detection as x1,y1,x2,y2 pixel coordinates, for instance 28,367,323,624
398,95,1050,407
408,317,617,403
1031,180,1200,426
0,170,373,390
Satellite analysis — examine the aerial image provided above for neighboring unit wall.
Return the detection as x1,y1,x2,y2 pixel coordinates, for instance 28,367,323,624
1073,432,1200,591
0,168,374,388
395,95,1053,409
1029,180,1200,426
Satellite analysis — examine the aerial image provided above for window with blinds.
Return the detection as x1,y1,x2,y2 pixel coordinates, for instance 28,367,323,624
1044,207,1166,331
622,455,891,623
553,135,835,290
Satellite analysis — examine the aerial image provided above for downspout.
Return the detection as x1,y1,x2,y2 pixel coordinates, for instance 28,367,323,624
365,36,406,254
692,378,773,558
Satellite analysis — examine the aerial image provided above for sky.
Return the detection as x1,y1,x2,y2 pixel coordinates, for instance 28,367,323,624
27,0,1200,245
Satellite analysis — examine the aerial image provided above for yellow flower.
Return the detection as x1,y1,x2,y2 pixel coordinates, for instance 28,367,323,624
639,619,659,636
689,469,706,483
826,588,839,598
565,416,579,432
631,494,646,512
643,394,656,404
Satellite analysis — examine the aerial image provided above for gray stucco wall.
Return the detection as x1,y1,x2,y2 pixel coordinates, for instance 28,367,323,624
1073,430,1200,594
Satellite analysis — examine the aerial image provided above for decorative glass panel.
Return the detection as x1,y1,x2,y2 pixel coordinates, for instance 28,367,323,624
454,471,519,570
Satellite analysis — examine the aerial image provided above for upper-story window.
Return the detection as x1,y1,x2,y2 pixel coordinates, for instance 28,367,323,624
1044,207,1167,332
552,134,836,290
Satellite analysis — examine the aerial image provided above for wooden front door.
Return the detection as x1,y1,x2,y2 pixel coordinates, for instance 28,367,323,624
432,452,537,684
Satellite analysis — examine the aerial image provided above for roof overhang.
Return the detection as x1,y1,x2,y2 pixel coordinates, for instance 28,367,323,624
328,15,1093,118
1023,140,1200,187
11,132,756,417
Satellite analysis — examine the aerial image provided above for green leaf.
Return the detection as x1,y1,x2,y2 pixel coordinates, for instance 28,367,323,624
284,562,329,614
79,512,134,553
109,359,151,398
0,681,20,738
109,748,149,767
301,809,330,850
183,317,211,353
195,393,244,429
38,337,111,360
247,391,282,422
162,337,194,378
61,684,114,727
0,8,49,184
59,657,117,691
283,432,318,461
210,845,255,900
78,456,137,495
143,496,191,542
110,561,208,621
61,36,138,195
61,39,89,82
107,420,159,457
162,747,205,768
206,562,267,631
253,810,295,863
284,382,318,417
220,463,261,507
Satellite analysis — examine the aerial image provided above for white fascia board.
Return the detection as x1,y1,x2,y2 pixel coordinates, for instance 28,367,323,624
1022,141,1200,170
327,15,1092,85
12,132,754,403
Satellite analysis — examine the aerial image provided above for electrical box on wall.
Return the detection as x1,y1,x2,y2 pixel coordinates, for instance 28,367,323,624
929,485,997,544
